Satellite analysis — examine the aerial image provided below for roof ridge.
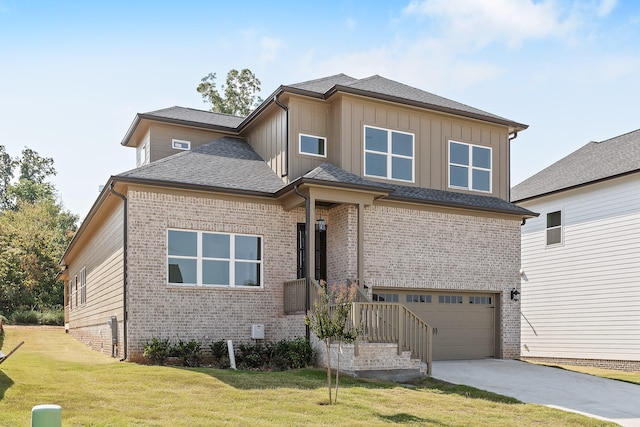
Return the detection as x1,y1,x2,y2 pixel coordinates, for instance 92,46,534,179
145,105,244,119
594,127,640,144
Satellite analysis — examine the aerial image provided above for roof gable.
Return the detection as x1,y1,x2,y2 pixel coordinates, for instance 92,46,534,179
512,128,640,202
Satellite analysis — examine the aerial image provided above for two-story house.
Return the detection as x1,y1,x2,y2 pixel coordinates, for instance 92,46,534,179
512,129,640,371
59,74,534,374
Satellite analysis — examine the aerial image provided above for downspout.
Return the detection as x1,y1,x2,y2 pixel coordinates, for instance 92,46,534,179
274,93,289,178
508,132,518,202
109,182,128,361
294,185,310,341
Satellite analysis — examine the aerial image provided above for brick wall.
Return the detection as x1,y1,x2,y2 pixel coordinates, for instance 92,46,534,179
125,189,306,357
521,356,640,372
363,204,522,359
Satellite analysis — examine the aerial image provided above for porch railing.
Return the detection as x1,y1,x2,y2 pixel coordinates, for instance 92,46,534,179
350,302,432,375
284,278,324,314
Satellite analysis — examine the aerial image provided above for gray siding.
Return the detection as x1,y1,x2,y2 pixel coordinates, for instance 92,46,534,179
148,123,233,163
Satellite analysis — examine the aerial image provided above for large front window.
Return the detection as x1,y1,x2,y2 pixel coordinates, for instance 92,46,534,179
364,126,414,182
448,141,492,192
168,229,262,287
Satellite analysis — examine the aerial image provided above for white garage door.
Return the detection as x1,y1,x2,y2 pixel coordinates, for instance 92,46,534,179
373,290,496,360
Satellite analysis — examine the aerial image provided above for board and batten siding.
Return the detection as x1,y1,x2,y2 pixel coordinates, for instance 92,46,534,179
148,123,233,163
519,173,640,361
245,106,287,181
68,202,125,329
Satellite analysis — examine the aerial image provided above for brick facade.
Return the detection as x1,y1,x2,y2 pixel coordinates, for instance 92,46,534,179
521,356,640,372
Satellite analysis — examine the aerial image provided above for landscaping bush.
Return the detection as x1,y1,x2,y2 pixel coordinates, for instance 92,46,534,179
38,308,64,326
209,340,230,368
143,337,172,365
11,310,40,325
236,338,313,371
173,338,202,367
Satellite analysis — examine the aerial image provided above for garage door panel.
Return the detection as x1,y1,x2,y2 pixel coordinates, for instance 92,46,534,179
382,290,496,361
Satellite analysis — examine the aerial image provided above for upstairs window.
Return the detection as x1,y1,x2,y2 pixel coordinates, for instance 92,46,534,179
168,229,262,287
138,144,147,167
364,126,414,182
449,141,492,192
172,139,191,150
299,134,326,157
79,267,86,305
546,211,562,246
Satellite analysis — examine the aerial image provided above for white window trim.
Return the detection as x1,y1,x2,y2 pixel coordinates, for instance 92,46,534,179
363,125,415,183
545,210,564,247
448,140,492,193
299,133,327,158
167,229,263,288
172,139,191,150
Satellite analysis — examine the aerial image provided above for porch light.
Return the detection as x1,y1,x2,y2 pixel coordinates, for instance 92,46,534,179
511,288,520,301
316,218,326,232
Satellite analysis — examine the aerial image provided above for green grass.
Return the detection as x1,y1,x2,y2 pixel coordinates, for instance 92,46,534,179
530,361,640,385
0,327,616,427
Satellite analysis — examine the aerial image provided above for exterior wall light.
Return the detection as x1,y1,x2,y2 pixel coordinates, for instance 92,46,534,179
511,288,520,301
316,218,326,232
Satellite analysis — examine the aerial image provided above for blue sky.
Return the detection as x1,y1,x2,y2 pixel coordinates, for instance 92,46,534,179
1,0,639,217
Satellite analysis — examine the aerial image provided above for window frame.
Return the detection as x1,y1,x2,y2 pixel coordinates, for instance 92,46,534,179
363,125,415,183
298,133,327,158
172,139,191,151
546,210,563,246
167,229,263,288
79,267,87,306
448,140,492,193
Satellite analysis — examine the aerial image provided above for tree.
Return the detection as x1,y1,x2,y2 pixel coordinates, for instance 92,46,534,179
0,146,77,316
197,68,263,116
305,281,360,405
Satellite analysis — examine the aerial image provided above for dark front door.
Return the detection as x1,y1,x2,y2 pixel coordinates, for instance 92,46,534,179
297,223,327,282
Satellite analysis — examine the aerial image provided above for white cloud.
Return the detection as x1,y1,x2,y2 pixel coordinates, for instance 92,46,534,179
596,0,617,17
258,37,283,64
403,0,580,49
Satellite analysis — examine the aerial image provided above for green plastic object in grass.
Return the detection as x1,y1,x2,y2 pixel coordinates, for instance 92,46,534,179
31,404,62,427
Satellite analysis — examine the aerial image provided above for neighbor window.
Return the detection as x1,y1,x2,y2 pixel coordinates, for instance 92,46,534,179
167,229,262,287
448,141,492,192
299,134,326,157
364,126,414,182
138,144,147,167
172,139,191,150
68,277,74,310
79,267,86,305
546,211,562,246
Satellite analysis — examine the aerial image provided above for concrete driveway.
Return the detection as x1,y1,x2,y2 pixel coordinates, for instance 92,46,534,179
431,359,640,427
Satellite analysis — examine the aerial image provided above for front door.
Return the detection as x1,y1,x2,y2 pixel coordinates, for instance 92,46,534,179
297,223,327,282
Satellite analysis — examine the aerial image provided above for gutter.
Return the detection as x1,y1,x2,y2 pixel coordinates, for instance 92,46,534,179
273,93,289,178
109,183,129,361
507,132,519,202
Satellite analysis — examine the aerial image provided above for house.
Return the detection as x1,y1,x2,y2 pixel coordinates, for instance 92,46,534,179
59,74,534,375
512,129,640,371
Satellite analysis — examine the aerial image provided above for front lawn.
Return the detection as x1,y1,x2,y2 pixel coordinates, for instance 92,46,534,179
0,327,615,426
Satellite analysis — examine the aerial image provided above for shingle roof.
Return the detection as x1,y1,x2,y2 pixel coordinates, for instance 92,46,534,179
298,163,534,216
141,106,244,128
511,128,640,202
118,137,286,194
287,73,359,94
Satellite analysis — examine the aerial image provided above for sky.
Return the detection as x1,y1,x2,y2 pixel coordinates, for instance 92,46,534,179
1,0,639,218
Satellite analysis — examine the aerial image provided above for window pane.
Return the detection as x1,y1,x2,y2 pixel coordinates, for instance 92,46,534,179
300,135,325,156
235,262,260,286
235,236,261,260
365,152,387,177
168,230,197,256
450,165,468,188
365,127,388,152
547,211,562,228
472,169,490,191
203,260,230,285
450,142,469,165
391,132,413,156
391,157,412,181
203,233,230,259
472,146,491,169
168,258,196,284
547,228,562,245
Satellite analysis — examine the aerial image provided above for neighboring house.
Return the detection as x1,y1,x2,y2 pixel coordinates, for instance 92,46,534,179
512,129,640,371
59,74,534,373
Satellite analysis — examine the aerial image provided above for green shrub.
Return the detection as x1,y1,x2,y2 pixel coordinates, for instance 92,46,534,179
38,309,64,326
236,338,313,371
209,340,230,368
287,337,313,369
174,338,202,367
11,310,40,325
143,337,172,365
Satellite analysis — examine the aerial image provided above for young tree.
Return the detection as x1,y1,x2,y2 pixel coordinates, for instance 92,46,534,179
196,68,263,116
305,281,360,405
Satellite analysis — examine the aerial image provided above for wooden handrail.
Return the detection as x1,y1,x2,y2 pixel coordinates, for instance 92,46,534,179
350,302,432,375
283,278,324,314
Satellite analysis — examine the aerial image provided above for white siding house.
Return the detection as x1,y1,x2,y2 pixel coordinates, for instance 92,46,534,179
512,129,640,371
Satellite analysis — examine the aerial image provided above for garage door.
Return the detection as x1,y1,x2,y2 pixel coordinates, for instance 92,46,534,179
373,290,496,360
